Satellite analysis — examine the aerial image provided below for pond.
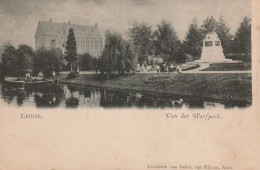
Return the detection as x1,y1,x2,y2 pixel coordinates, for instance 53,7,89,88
0,82,251,109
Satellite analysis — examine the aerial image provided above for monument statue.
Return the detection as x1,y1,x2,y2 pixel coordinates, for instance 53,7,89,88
198,32,231,63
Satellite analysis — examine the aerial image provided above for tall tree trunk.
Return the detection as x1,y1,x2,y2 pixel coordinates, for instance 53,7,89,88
70,63,72,71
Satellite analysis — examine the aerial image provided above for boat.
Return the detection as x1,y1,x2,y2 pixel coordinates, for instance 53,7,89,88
4,77,55,90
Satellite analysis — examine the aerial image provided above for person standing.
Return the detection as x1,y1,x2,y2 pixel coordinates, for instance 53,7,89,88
177,65,182,73
52,70,56,79
38,71,43,77
169,63,174,72
156,65,160,73
25,72,31,81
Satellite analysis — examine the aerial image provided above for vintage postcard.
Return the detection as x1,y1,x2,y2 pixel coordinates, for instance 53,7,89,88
0,0,259,169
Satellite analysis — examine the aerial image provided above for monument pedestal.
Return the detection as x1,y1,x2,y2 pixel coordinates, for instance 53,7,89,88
196,32,232,63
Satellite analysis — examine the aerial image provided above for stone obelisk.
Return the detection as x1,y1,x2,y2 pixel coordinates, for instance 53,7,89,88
198,32,230,63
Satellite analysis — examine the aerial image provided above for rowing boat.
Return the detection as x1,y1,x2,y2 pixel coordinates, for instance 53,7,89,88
4,77,55,90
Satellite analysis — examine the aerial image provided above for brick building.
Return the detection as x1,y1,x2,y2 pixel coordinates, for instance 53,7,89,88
35,19,103,58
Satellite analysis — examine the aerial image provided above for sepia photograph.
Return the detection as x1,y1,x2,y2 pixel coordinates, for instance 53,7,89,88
0,0,252,109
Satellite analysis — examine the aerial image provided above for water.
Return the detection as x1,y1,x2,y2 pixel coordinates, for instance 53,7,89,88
0,82,250,109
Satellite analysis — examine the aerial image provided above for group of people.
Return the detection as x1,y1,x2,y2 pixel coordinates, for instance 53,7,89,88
137,63,182,73
156,64,182,73
25,70,56,81
136,64,152,72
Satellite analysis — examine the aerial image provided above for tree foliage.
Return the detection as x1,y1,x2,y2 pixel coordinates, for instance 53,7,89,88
65,28,78,71
99,30,136,77
79,53,94,71
0,63,3,79
16,44,34,73
198,16,233,56
183,19,204,60
33,47,63,77
154,21,181,64
124,43,136,72
233,17,251,55
1,44,33,77
1,45,17,76
128,23,154,64
200,16,251,56
201,16,217,35
215,16,233,54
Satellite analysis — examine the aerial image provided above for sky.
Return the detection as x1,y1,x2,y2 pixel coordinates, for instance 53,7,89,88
0,0,251,49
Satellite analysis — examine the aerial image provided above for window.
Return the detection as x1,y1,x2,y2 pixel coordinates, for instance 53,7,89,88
51,40,56,48
215,41,220,46
86,42,89,49
60,41,64,47
95,42,98,49
81,41,84,49
205,41,212,47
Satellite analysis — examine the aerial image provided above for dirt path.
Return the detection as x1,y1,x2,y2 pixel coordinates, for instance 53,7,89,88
59,62,251,75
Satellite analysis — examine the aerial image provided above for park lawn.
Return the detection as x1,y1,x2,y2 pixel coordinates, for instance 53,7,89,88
59,73,252,103
202,62,251,71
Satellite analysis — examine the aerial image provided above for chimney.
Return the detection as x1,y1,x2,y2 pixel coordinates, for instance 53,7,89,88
49,18,52,22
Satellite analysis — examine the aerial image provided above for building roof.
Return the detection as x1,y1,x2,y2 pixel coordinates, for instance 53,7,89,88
38,21,102,38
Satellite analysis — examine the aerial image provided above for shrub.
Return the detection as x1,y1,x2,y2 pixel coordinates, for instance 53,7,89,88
0,63,2,79
67,71,79,79
33,47,63,77
79,53,94,71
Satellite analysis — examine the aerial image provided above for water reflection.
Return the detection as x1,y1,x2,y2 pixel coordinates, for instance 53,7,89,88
0,83,251,109
1,83,64,108
187,98,205,108
34,91,63,107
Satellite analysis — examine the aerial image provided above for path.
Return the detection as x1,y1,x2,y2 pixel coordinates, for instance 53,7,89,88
59,63,251,75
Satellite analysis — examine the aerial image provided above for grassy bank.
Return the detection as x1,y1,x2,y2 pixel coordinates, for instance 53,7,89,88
202,63,251,71
58,73,252,103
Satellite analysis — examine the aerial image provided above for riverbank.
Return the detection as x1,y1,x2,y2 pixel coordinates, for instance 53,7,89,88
202,62,251,71
58,73,252,104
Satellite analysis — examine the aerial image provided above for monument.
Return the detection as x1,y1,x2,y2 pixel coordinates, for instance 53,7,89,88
197,32,231,63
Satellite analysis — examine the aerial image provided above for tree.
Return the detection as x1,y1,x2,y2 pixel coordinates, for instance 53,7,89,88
16,44,34,73
183,19,204,60
65,28,78,71
79,53,93,71
233,17,251,55
128,23,154,64
215,16,233,55
154,20,181,64
99,30,136,77
1,44,33,77
33,47,63,77
1,44,17,76
201,16,217,35
200,16,233,56
99,31,123,76
124,43,136,72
